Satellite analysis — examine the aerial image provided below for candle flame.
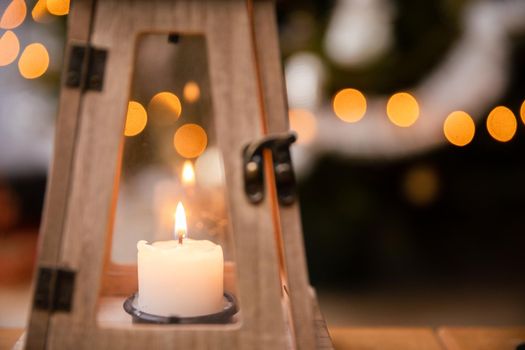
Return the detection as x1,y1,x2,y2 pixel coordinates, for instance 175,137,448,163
181,160,195,186
174,201,187,243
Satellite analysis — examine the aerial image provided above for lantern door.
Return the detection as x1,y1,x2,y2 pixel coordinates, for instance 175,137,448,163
25,0,324,349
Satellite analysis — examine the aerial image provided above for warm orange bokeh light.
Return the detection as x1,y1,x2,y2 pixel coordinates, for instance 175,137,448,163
32,0,52,23
18,43,49,79
0,31,19,66
181,160,196,186
174,201,187,241
332,88,367,123
174,124,208,159
148,92,182,125
486,106,517,142
443,111,475,147
46,0,69,16
386,92,419,127
183,81,200,103
289,108,317,144
124,101,148,137
403,165,439,206
520,101,525,124
0,0,26,29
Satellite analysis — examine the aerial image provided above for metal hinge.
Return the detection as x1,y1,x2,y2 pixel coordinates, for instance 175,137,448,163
65,44,107,91
34,266,76,313
243,132,297,206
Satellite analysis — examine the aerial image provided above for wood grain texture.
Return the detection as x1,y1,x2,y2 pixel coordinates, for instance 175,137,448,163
13,327,525,350
310,289,334,350
24,1,95,349
99,263,137,297
438,327,525,350
251,1,319,349
39,0,293,349
329,327,444,350
33,0,94,270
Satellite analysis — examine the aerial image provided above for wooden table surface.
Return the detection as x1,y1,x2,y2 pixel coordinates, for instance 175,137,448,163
330,327,443,350
0,329,23,350
438,327,525,350
2,327,525,350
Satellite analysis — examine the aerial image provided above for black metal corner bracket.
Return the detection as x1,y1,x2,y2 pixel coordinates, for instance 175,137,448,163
243,132,297,206
34,266,76,313
65,43,107,91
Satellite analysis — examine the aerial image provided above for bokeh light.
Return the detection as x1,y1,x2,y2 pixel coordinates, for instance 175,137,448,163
18,43,49,79
0,0,26,29
289,108,317,144
46,0,69,16
520,100,525,124
32,0,52,23
124,101,148,137
443,111,475,147
386,92,419,127
183,81,200,103
148,92,182,125
0,31,19,66
332,88,367,123
486,106,517,142
403,165,439,206
173,124,208,159
181,160,195,186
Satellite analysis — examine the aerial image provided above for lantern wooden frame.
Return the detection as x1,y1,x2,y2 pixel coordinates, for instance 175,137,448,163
24,0,332,349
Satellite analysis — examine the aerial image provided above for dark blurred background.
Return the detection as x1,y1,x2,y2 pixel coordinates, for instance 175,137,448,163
280,0,525,326
1,0,524,328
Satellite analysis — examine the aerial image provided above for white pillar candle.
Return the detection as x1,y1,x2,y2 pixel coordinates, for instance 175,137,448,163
137,202,224,317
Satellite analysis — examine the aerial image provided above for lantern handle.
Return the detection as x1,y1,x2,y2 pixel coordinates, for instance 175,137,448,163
243,132,297,205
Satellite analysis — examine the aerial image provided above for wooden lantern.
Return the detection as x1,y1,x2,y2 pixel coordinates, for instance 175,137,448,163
24,0,332,349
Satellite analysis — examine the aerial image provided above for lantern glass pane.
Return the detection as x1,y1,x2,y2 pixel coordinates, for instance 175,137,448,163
98,34,238,326
111,33,232,263
97,33,239,326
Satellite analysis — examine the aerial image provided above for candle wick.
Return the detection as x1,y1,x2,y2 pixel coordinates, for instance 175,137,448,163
179,234,183,245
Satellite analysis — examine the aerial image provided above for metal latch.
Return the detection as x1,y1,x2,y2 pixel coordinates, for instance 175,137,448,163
34,266,76,313
65,44,107,91
243,132,297,206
